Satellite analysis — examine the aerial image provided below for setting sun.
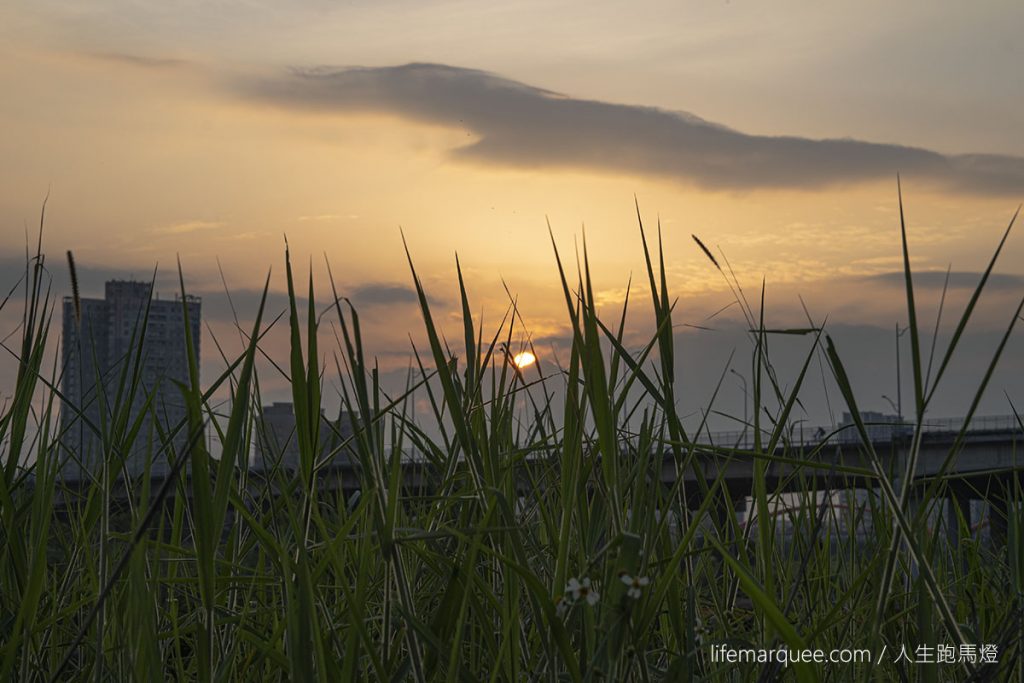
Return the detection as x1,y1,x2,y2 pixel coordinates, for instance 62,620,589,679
512,351,536,369
3,4,1024,678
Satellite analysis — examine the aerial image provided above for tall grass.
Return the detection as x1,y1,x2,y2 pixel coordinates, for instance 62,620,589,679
0,196,1022,681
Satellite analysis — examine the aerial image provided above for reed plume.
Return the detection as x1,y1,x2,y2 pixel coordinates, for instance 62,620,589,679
67,249,81,325
691,233,720,270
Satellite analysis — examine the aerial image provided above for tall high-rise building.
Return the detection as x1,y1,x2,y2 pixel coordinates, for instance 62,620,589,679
60,280,201,481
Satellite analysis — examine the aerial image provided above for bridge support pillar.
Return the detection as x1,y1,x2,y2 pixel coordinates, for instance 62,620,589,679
709,489,747,535
946,485,972,553
712,491,732,532
985,471,1024,547
735,490,750,524
989,496,1008,547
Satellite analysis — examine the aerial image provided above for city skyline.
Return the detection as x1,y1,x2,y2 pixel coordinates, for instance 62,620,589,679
2,1,1023,428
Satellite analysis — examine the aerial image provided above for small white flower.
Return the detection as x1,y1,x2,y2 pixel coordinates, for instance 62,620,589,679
554,596,569,617
565,577,599,606
565,577,585,600
619,572,650,599
694,615,707,646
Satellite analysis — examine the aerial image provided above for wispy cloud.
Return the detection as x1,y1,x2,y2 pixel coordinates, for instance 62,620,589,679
297,213,359,222
188,282,431,323
350,283,421,306
154,220,225,235
244,63,1024,195
81,51,191,70
865,270,1024,291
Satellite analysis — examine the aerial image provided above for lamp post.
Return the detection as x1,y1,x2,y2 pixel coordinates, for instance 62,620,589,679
730,369,750,449
730,369,748,428
882,394,900,440
895,323,907,425
790,418,808,448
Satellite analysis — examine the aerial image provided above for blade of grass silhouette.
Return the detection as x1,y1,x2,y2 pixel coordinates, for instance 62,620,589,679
48,276,276,682
923,205,1018,406
922,265,951,394
914,296,1024,522
706,534,818,683
825,335,974,677
897,178,926,421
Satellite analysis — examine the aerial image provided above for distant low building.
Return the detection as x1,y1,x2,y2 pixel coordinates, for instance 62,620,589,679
254,402,355,473
60,280,201,481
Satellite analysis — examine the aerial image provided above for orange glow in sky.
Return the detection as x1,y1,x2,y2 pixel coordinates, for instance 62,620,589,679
1,1,1022,419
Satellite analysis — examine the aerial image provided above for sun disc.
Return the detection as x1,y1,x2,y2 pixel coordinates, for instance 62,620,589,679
512,351,536,369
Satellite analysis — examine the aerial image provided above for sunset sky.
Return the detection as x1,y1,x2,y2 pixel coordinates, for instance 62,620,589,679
2,1,1022,428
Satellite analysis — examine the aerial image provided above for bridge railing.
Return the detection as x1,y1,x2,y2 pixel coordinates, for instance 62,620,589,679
692,414,1021,451
366,414,1020,464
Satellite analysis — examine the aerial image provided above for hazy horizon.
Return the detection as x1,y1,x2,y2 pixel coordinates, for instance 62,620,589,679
2,1,1022,428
